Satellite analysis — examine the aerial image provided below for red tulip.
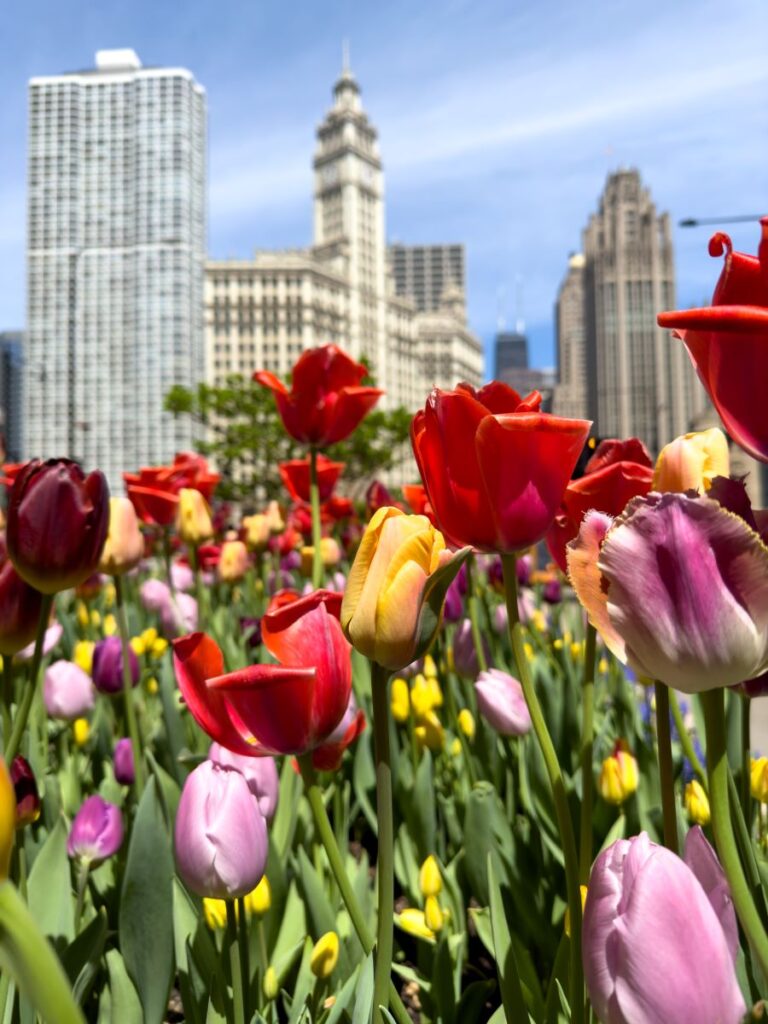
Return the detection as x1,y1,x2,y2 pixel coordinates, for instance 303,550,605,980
255,345,383,446
173,590,352,756
323,495,355,521
658,219,768,463
279,455,345,504
411,382,591,553
0,534,44,655
7,459,110,594
124,452,220,526
546,438,654,573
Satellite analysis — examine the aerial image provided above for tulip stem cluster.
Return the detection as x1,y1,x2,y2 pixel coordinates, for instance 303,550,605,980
653,683,679,855
702,688,768,981
309,448,323,590
371,661,395,1024
501,554,584,1024
114,576,144,799
5,593,54,764
578,624,597,883
296,756,412,1024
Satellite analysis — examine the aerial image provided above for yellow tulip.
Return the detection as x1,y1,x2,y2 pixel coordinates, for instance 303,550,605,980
0,759,16,879
653,428,729,494
341,506,453,671
390,678,410,723
203,898,227,929
450,737,462,757
396,908,435,942
219,540,249,583
242,514,270,551
419,855,442,898
300,538,342,576
597,741,639,805
151,637,169,659
103,613,117,637
414,710,444,751
245,876,271,917
177,488,214,545
90,610,101,629
130,636,145,657
684,780,710,825
265,500,285,535
263,966,279,1001
411,675,441,718
146,677,159,696
74,640,95,675
310,931,339,978
76,602,89,629
99,497,145,575
457,709,475,741
423,654,438,679
751,757,768,804
73,718,90,747
424,895,444,933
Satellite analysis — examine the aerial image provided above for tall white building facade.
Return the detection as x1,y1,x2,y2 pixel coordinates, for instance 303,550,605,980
26,49,206,488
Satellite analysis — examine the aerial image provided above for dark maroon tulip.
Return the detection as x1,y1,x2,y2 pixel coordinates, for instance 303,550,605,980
10,756,40,828
0,534,44,655
113,738,135,785
92,636,140,694
7,459,109,595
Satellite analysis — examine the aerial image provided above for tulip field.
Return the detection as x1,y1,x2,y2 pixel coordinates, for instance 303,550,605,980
0,226,766,1024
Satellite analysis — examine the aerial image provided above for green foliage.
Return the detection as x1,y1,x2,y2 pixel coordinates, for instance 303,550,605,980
164,373,412,505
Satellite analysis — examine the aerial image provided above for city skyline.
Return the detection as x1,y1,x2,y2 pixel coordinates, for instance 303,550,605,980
2,0,766,374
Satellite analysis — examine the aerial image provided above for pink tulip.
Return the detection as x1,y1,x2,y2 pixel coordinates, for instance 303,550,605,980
474,669,531,737
67,795,123,865
43,660,95,720
683,825,739,961
174,761,268,899
208,742,279,821
583,832,745,1023
17,621,63,662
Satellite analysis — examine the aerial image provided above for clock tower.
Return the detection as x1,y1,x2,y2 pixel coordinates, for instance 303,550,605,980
313,59,389,395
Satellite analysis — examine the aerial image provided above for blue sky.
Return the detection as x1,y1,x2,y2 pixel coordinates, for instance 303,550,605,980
2,0,767,373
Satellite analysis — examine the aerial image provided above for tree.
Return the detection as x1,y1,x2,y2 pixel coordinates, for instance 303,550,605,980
164,374,413,506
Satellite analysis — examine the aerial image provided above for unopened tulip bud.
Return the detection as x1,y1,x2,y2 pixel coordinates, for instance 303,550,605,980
243,514,270,551
92,636,139,695
43,660,95,720
7,459,110,594
113,738,135,786
414,710,444,751
73,718,90,746
684,780,710,825
598,741,639,805
457,708,475,741
752,757,768,803
0,759,15,878
390,677,410,722
99,497,144,575
218,540,249,583
424,895,444,933
263,966,279,1001
341,507,466,671
419,855,442,898
10,756,39,828
310,931,339,979
203,898,227,930
174,761,268,899
208,743,279,821
245,875,271,917
653,428,729,494
474,669,532,737
67,795,123,866
397,908,435,941
177,488,213,546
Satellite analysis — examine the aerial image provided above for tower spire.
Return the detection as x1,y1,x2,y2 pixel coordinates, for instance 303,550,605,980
342,38,350,73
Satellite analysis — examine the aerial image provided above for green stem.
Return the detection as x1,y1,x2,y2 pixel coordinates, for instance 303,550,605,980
371,662,394,1024
297,757,411,1024
727,767,768,931
465,554,488,673
309,447,323,590
226,900,245,1024
669,690,707,787
162,528,176,596
742,695,752,824
237,896,250,1022
6,594,54,764
114,576,144,799
2,656,14,751
73,861,90,935
579,624,597,883
702,688,768,979
501,555,583,1024
654,683,678,854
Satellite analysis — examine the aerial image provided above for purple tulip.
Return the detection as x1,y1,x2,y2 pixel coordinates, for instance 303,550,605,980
281,550,301,572
239,616,262,650
443,577,463,622
67,795,123,865
170,562,195,592
113,738,135,786
474,669,532,737
174,761,268,899
159,591,198,637
140,578,170,613
516,554,532,587
683,825,739,961
92,636,139,694
583,832,745,1024
542,578,562,604
43,659,95,720
452,619,491,678
208,742,279,821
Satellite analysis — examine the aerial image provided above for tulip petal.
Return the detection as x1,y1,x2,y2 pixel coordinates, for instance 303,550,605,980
566,511,625,662
599,493,768,691
683,826,739,962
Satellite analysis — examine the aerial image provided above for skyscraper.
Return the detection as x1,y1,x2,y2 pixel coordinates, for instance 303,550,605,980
0,332,24,461
387,244,465,313
554,169,702,451
494,331,528,378
553,254,587,419
26,49,206,488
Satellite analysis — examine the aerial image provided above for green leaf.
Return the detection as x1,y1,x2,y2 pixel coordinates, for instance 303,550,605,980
431,936,457,1024
27,817,74,945
106,950,143,1024
119,777,175,1024
61,907,108,1005
414,547,472,661
351,953,374,1024
488,855,528,1024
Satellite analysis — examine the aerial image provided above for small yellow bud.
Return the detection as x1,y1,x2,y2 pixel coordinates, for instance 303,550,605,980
73,718,90,747
423,654,438,679
598,741,638,805
76,602,89,629
564,885,588,938
141,627,159,648
419,855,442,898
457,709,475,742
752,757,768,804
563,631,573,645
103,613,117,637
450,738,462,757
151,637,169,658
570,641,583,659
310,931,339,979
104,583,116,608
146,677,159,696
130,636,145,657
414,710,444,751
263,966,279,1001
411,676,439,718
553,638,564,651
178,488,214,545
0,759,16,879
598,658,609,674
90,610,101,629
390,678,410,723
523,642,535,661
396,908,435,941
203,898,227,929
74,640,95,675
684,780,710,825
531,610,547,632
424,895,444,933
245,876,271,917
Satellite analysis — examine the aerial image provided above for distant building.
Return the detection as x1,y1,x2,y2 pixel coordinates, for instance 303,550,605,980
553,169,704,451
206,64,483,415
494,331,528,378
387,244,465,314
26,49,206,488
0,332,23,461
553,254,588,419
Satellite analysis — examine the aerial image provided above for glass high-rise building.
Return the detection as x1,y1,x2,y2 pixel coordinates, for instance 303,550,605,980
26,49,206,488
